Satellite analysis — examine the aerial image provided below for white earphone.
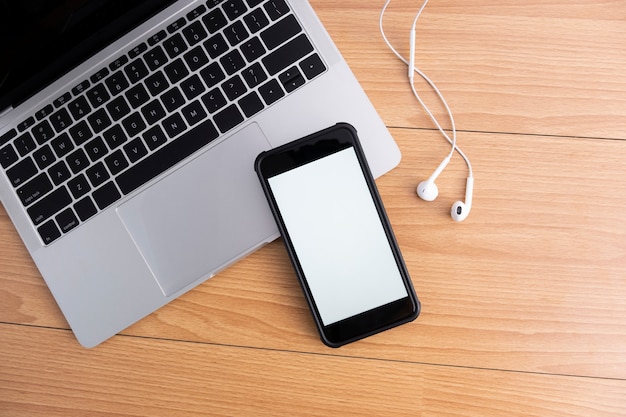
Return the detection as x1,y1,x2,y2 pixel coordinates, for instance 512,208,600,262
380,0,474,221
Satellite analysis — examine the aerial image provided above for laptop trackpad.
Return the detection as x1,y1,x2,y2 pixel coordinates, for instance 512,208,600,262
117,123,277,296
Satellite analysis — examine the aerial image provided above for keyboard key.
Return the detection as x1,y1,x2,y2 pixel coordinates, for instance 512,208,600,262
105,71,130,96
220,50,246,75
0,143,18,168
223,0,247,20
261,14,301,50
66,148,90,174
87,108,112,134
163,113,187,138
14,132,36,156
121,112,147,138
224,21,249,46
279,66,305,92
17,173,53,206
90,67,110,83
53,92,72,108
222,75,247,100
264,0,289,21
148,30,168,46
202,88,227,113
262,34,313,76
50,108,73,132
105,150,129,175
38,220,62,245
86,84,111,108
238,91,264,117
27,186,71,225
35,105,54,121
142,100,167,125
102,125,128,150
128,42,148,59
126,84,150,109
116,120,219,195
124,138,148,163
186,4,207,21
72,80,90,96
27,125,52,151
51,133,74,157
184,46,209,72
244,8,269,34
7,157,38,187
74,197,98,222
124,59,150,84
246,0,265,7
167,17,187,34
241,37,266,62
181,100,207,126
0,129,17,146
56,208,79,234
161,87,186,112
109,55,129,71
241,62,268,88
86,162,110,188
48,160,71,185
67,174,91,199
68,96,91,120
182,20,208,46
258,78,284,105
214,104,244,133
180,74,206,100
107,96,131,121
300,53,326,79
85,137,108,162
69,120,93,145
204,33,229,59
203,8,228,33
145,71,170,96
32,145,56,170
164,58,190,84
200,62,226,88
92,182,121,210
142,126,168,151
163,33,188,58
17,117,35,132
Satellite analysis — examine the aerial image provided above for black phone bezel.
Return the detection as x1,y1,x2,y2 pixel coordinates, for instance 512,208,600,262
255,123,420,347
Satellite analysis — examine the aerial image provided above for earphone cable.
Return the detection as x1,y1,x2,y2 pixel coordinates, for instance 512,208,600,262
379,0,473,177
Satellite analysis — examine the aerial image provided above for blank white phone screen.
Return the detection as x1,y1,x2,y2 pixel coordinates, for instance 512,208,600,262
268,147,408,325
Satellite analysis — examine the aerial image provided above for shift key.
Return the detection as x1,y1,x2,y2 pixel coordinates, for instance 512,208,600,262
262,34,313,76
27,187,72,225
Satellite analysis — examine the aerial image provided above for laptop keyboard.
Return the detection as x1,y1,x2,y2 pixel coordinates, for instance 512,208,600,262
0,0,327,245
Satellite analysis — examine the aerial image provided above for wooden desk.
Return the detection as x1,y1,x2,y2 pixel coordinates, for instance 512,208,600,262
2,1,625,415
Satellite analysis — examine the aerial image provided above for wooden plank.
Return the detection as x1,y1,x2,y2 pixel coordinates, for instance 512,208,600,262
1,324,624,417
310,0,626,140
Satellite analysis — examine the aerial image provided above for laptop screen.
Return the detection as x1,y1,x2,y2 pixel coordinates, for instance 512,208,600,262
0,0,176,111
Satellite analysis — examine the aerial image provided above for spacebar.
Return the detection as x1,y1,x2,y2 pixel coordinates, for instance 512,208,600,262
116,120,219,195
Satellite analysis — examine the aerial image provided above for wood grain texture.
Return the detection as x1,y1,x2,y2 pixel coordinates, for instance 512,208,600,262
310,0,626,139
1,0,626,415
2,325,625,417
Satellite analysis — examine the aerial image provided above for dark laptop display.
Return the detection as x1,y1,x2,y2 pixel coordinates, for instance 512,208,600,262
0,0,175,110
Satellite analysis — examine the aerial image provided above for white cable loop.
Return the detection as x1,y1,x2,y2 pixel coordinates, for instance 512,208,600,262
379,0,473,177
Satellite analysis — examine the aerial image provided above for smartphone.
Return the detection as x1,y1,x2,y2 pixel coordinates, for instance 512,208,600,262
255,123,420,347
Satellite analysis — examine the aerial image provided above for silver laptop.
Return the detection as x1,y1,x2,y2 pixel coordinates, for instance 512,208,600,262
0,0,401,347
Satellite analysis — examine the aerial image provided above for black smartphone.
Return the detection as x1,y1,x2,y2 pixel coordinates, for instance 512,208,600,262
255,123,420,347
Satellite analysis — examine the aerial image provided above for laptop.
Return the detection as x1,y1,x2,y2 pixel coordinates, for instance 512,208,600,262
0,0,401,347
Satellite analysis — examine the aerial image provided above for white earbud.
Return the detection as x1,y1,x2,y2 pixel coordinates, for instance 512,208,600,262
381,0,475,221
450,176,474,222
416,155,450,201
